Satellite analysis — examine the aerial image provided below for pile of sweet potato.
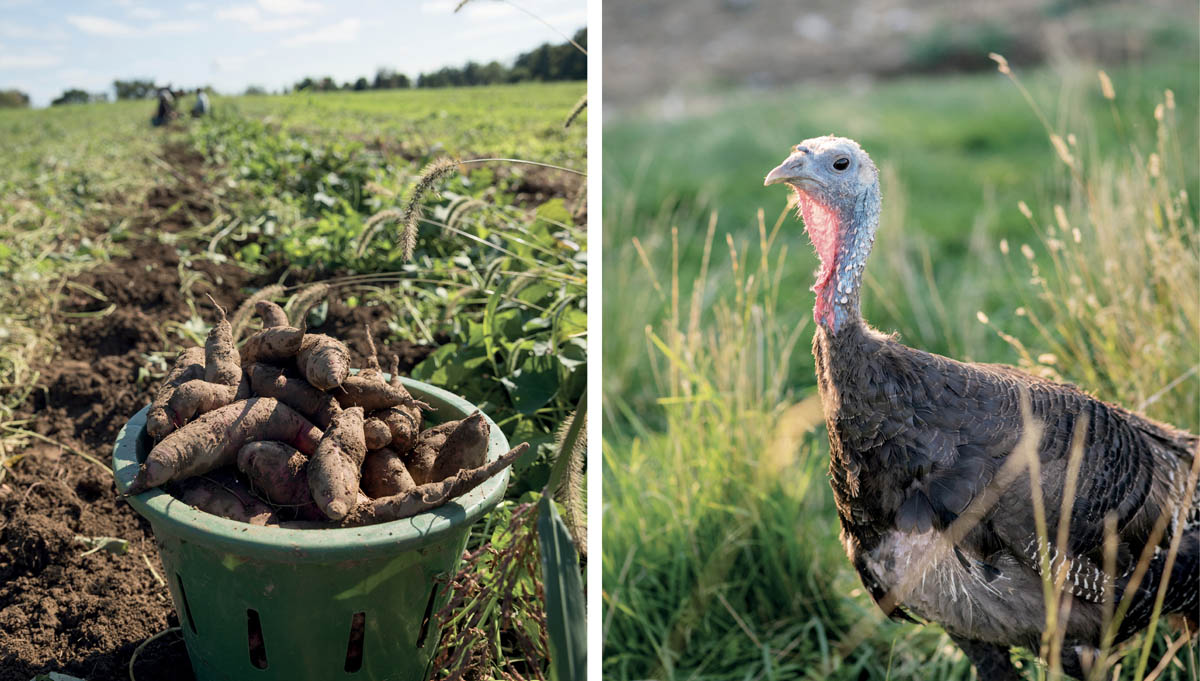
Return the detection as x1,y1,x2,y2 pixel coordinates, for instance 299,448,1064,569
125,299,527,527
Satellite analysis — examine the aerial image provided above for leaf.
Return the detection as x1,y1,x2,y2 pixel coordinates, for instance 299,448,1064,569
498,355,558,414
536,496,586,681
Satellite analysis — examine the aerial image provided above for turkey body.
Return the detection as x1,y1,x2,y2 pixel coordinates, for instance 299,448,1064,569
815,322,1200,661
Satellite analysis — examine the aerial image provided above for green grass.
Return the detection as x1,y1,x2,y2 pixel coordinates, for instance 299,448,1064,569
602,52,1198,681
217,82,586,164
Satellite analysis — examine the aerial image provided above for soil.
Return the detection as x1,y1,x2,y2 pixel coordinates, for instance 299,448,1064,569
0,141,434,680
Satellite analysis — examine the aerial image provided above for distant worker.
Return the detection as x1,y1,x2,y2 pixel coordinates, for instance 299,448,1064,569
151,86,176,127
192,88,210,117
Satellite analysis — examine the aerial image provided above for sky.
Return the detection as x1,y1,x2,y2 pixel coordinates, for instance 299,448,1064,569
0,0,586,106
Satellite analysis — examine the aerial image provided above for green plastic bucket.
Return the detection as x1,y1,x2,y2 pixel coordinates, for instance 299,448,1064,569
112,378,511,681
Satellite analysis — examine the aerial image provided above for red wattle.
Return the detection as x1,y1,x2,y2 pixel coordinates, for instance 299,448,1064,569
795,191,841,328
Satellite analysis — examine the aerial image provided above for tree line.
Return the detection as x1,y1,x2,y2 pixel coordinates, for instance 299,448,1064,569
3,26,585,107
293,27,585,92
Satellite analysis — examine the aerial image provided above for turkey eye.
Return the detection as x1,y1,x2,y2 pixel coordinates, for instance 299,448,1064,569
833,157,850,171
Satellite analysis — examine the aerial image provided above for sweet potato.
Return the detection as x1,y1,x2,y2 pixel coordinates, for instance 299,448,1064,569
127,398,321,495
335,375,431,412
240,326,304,365
358,325,384,383
204,304,241,387
343,443,528,525
403,418,463,485
363,417,392,450
236,441,311,507
371,356,423,451
174,471,278,525
430,411,490,482
167,376,251,424
297,333,351,390
360,447,416,498
146,347,205,441
307,406,367,520
255,300,289,328
378,405,421,451
248,363,341,429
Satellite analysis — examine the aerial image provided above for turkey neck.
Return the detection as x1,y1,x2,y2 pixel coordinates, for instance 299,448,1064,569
801,179,879,334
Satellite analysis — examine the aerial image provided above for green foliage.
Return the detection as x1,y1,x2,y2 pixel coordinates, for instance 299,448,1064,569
113,78,157,100
0,89,29,108
185,85,586,497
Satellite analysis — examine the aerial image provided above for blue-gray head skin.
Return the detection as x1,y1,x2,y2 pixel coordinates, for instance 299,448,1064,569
764,135,881,334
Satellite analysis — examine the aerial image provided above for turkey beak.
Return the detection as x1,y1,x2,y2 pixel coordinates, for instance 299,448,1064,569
764,155,808,186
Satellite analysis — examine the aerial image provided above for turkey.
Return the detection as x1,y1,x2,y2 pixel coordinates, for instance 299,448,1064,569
764,136,1199,680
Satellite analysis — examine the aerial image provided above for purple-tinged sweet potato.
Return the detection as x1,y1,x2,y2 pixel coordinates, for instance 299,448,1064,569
360,447,416,498
236,441,312,507
255,300,289,328
363,417,392,450
343,443,528,525
174,471,278,525
240,326,304,366
430,411,490,482
147,347,205,441
248,363,341,428
204,304,241,387
307,407,367,520
297,333,350,390
127,398,321,495
402,418,463,485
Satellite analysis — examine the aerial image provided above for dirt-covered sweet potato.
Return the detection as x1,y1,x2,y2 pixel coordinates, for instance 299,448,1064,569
255,300,289,328
174,471,278,525
127,398,321,495
204,304,241,387
167,376,251,424
429,411,490,482
236,441,312,507
247,363,341,429
146,347,205,441
240,326,304,366
363,417,392,450
307,406,367,520
297,333,350,390
402,418,463,486
360,447,416,498
344,443,528,525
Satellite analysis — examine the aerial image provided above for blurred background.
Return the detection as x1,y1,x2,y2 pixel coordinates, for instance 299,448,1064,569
602,0,1197,679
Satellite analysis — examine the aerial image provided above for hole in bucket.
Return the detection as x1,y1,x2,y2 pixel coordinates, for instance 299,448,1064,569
416,583,440,648
344,612,365,672
247,609,268,669
175,573,198,634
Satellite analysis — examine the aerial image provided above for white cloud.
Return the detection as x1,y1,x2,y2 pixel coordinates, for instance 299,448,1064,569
0,53,62,69
67,15,138,37
185,2,206,10
150,20,205,33
282,17,359,46
129,7,163,20
419,0,456,13
217,5,312,31
258,0,322,14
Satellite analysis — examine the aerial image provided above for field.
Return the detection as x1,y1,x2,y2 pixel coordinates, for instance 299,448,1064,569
0,81,585,680
602,48,1197,681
